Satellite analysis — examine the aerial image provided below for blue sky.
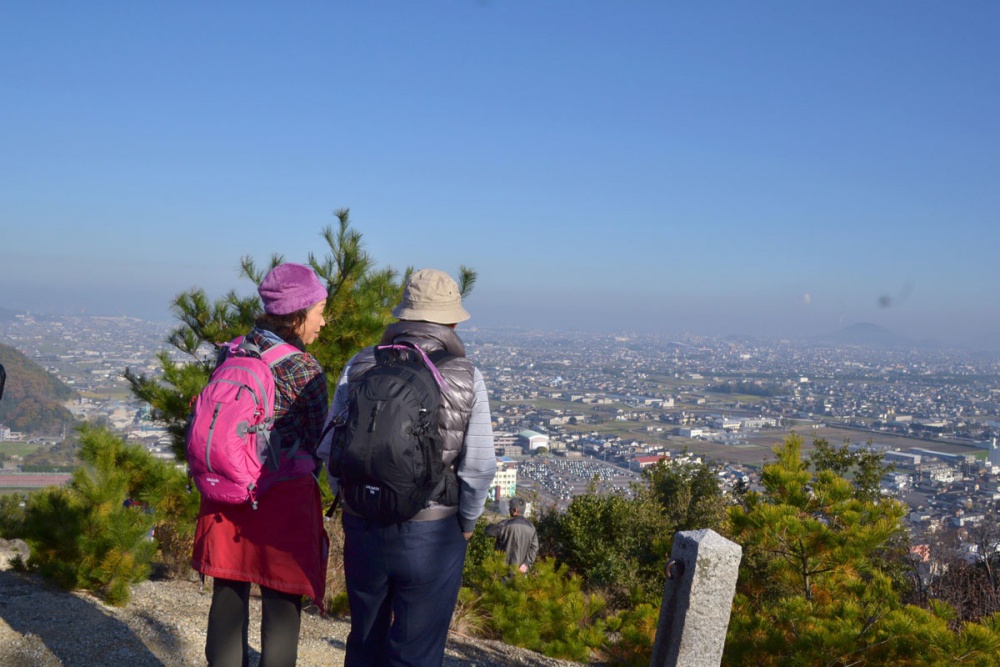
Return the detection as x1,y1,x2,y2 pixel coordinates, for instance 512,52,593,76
2,2,998,343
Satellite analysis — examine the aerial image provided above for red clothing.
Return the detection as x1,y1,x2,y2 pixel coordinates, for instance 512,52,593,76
192,474,328,605
191,327,330,605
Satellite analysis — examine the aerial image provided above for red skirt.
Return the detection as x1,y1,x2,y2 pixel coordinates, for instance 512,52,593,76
191,474,328,606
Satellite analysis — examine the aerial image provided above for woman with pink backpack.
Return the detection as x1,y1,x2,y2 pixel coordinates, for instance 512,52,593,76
190,263,330,667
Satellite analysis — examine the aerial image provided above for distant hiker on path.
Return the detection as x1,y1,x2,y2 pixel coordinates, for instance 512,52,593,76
485,496,538,574
191,263,329,667
319,268,497,667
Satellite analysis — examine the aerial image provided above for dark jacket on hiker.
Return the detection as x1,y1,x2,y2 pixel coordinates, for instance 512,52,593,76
486,514,539,570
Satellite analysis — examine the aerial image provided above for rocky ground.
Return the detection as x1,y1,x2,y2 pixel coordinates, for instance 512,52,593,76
0,539,590,667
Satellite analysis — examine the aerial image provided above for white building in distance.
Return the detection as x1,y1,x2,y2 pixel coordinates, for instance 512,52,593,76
518,429,549,452
491,457,518,500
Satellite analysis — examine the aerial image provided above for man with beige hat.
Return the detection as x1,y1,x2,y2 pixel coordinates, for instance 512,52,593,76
319,268,496,667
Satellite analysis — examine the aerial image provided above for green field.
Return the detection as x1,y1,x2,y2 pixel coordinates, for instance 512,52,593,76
493,390,992,471
79,388,133,400
0,443,43,458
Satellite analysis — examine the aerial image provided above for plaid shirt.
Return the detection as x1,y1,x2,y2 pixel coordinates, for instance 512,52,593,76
245,328,328,456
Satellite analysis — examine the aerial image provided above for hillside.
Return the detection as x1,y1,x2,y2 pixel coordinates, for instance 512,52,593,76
0,342,78,434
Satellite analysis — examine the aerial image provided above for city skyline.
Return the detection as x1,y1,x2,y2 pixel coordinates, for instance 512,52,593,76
2,2,998,343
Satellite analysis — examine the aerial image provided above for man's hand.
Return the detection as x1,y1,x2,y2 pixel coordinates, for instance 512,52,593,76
518,564,528,573
463,531,473,540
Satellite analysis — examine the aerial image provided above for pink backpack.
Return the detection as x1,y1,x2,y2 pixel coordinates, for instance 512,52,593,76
186,336,300,508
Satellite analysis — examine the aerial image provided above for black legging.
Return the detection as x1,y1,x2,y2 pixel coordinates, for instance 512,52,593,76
206,578,303,667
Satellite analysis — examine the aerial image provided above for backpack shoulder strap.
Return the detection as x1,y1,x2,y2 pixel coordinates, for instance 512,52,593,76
212,336,245,368
374,343,452,394
258,341,304,457
261,342,302,368
426,349,456,394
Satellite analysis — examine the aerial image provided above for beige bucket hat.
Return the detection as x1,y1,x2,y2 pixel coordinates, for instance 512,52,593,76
391,268,471,324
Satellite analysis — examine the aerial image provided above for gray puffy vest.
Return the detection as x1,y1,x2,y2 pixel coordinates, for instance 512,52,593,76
344,321,475,521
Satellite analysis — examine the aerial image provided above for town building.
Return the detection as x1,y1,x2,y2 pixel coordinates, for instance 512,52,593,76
518,429,549,452
490,457,519,500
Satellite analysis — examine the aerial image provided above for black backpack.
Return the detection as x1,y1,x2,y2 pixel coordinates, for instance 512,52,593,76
329,342,454,524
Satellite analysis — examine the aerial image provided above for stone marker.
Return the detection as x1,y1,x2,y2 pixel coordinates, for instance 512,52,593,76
650,529,742,667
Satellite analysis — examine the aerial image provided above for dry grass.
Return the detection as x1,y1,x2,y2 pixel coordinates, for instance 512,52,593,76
449,588,490,639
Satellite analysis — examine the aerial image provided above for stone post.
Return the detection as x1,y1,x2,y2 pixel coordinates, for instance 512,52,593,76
649,529,742,667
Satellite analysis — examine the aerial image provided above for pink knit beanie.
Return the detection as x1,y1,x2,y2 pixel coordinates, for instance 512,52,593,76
258,263,328,315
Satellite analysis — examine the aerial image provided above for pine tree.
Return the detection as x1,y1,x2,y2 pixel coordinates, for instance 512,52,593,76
18,425,189,605
121,209,475,593
534,458,728,611
0,493,26,539
536,485,670,609
126,209,475,462
808,436,893,503
725,433,1000,666
602,603,660,667
463,551,607,662
644,456,728,535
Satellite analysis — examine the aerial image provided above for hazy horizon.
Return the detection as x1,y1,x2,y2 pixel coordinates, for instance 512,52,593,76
3,297,998,349
3,3,998,345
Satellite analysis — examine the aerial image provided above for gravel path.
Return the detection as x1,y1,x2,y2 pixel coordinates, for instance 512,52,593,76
0,564,590,667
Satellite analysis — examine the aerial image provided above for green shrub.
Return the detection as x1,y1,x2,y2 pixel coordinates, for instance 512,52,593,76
462,512,499,580
20,486,87,590
602,603,658,667
536,488,669,609
0,493,26,538
325,591,350,617
18,424,192,605
465,552,607,662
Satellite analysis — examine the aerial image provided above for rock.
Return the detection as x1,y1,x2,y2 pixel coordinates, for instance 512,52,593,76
0,538,29,569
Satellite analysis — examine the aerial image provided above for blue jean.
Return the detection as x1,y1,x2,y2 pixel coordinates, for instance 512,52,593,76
342,512,468,667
